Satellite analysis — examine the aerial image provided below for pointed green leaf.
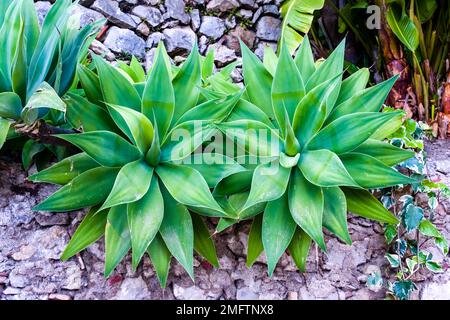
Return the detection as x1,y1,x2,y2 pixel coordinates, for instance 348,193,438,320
354,139,414,166
0,92,22,119
0,118,12,149
328,76,399,122
243,160,291,211
105,205,131,277
159,188,194,280
28,152,99,185
65,93,119,132
272,43,305,135
289,168,326,251
107,104,154,153
294,35,315,82
192,213,219,268
288,227,312,272
386,6,419,52
147,233,172,288
33,167,120,212
306,39,345,91
246,214,264,267
100,160,153,211
61,207,108,261
77,64,104,107
142,44,175,139
342,187,399,224
307,111,403,154
298,149,358,187
241,41,274,118
292,75,341,146
22,140,45,170
156,163,224,216
262,192,297,276
263,45,278,76
322,187,352,245
93,55,141,111
340,152,416,188
55,131,142,167
127,174,163,270
336,68,370,105
172,44,201,123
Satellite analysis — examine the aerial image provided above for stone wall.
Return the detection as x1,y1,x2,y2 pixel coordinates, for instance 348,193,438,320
35,0,283,72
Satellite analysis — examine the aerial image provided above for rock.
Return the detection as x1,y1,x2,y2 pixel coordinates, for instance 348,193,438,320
263,4,279,15
287,291,298,300
254,41,277,59
173,284,207,300
209,44,237,67
71,4,105,28
11,245,35,261
48,293,72,300
136,22,150,37
165,0,190,24
190,9,201,31
35,212,69,226
256,16,281,41
163,27,196,54
421,280,450,300
103,26,146,59
223,26,256,52
3,287,21,295
145,48,157,71
239,0,256,8
143,0,161,5
146,32,165,48
131,5,163,27
34,1,52,26
236,287,259,300
62,264,82,290
90,39,116,61
115,277,151,300
199,16,226,41
252,6,263,24
207,0,240,12
239,9,253,19
92,0,137,29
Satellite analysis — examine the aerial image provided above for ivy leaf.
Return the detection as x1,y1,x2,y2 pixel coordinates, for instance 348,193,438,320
426,261,443,273
401,204,424,232
384,225,397,245
392,280,417,300
385,253,400,268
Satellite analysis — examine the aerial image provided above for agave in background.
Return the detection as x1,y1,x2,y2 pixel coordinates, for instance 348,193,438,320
0,0,103,166
208,37,417,275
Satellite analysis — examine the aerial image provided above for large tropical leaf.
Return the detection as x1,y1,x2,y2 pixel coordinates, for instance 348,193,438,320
280,0,325,54
386,5,419,52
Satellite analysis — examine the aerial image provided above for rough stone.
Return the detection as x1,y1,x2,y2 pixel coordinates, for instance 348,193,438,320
173,284,207,300
34,1,52,25
103,26,146,59
92,0,137,29
207,0,240,12
209,44,237,67
190,9,201,31
146,32,165,49
223,26,256,52
200,16,226,41
115,277,151,299
90,39,116,61
256,16,281,41
421,280,450,300
71,4,105,28
131,5,163,27
165,0,190,24
163,27,196,54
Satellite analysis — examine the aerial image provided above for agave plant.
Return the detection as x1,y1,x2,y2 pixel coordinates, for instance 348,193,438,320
0,0,103,162
29,44,253,287
206,37,418,275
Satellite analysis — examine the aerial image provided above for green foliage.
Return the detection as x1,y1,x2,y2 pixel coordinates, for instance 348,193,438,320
31,43,243,286
0,0,103,166
208,38,415,276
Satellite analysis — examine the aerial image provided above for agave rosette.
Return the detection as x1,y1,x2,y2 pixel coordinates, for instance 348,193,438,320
208,37,417,275
0,0,103,160
30,44,251,286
